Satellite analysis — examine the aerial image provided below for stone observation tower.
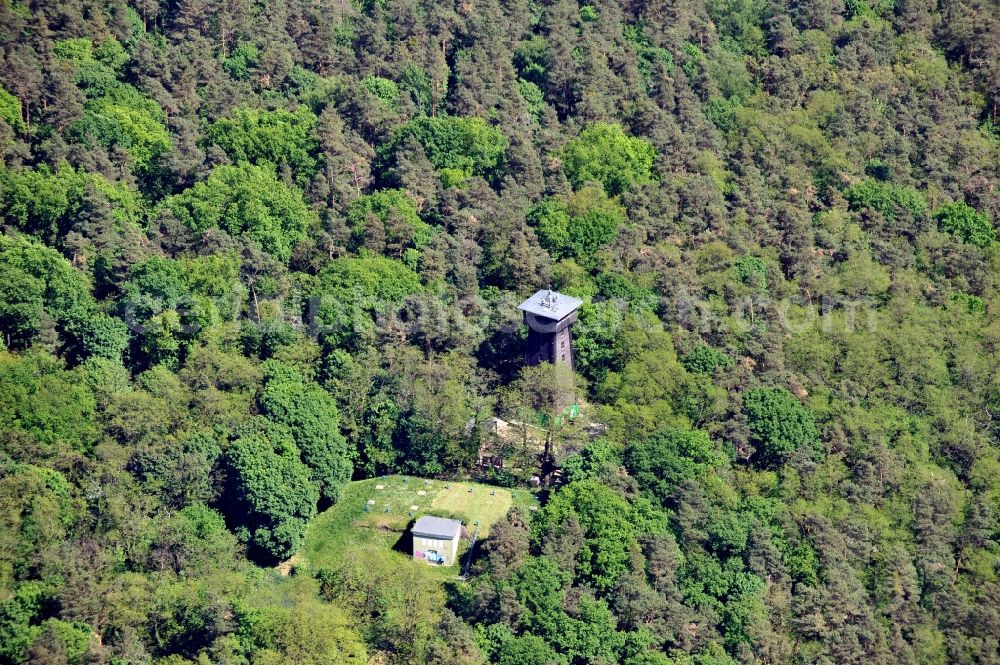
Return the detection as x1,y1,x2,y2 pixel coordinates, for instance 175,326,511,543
518,289,583,367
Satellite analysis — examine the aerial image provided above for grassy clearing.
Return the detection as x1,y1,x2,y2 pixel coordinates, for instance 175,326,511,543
429,482,528,536
301,475,538,570
257,476,539,661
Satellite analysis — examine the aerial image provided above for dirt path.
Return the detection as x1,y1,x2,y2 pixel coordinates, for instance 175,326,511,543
276,553,301,576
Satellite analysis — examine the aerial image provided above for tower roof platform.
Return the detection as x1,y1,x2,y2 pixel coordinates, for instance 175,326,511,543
518,289,583,321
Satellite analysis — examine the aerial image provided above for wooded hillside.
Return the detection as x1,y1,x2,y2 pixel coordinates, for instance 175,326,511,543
0,0,998,663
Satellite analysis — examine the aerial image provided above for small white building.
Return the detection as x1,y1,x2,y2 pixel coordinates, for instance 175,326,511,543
411,516,462,566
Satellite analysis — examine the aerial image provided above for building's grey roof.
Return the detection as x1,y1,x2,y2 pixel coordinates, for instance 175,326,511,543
518,289,583,320
412,515,462,539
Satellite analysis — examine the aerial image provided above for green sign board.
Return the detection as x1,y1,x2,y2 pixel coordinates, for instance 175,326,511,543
541,404,580,428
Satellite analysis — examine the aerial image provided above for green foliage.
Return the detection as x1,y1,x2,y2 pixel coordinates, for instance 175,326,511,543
845,178,927,220
0,261,47,347
625,427,727,507
534,480,639,592
681,42,705,79
733,255,767,292
31,619,92,664
317,256,421,304
934,201,995,247
225,417,319,561
224,42,259,80
508,552,628,661
396,356,482,475
56,36,129,91
346,188,432,253
864,159,892,181
624,23,674,92
398,64,433,112
360,75,400,107
384,115,508,184
783,541,820,586
0,581,56,663
207,106,320,183
0,461,75,585
118,253,244,367
496,633,566,665
0,1,999,663
514,36,549,85
0,350,98,456
705,96,743,133
950,291,985,314
594,272,655,307
234,601,368,663
528,198,572,255
89,171,147,229
572,301,625,382
53,37,94,62
68,311,129,362
311,256,420,351
95,37,129,70
560,438,621,483
0,234,93,350
682,345,734,375
0,164,81,239
518,79,546,121
259,361,352,503
509,556,569,627
705,40,756,100
744,387,820,466
845,0,895,19
0,86,23,132
162,503,238,572
561,123,656,195
69,84,171,170
705,0,770,57
528,185,626,261
0,163,145,241
596,317,691,435
163,163,314,262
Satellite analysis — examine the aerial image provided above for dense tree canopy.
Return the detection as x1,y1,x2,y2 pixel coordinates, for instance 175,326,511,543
224,417,319,561
258,360,352,504
935,200,996,247
561,123,657,196
207,106,320,184
161,163,314,263
381,115,508,186
0,0,997,663
743,386,821,466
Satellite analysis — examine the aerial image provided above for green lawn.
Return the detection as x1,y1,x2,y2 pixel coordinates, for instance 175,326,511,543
299,475,538,577
257,477,538,660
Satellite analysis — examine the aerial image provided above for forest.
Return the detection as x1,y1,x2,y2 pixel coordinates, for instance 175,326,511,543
0,0,998,662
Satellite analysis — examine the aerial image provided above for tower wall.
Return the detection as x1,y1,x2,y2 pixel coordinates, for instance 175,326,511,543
524,312,577,367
